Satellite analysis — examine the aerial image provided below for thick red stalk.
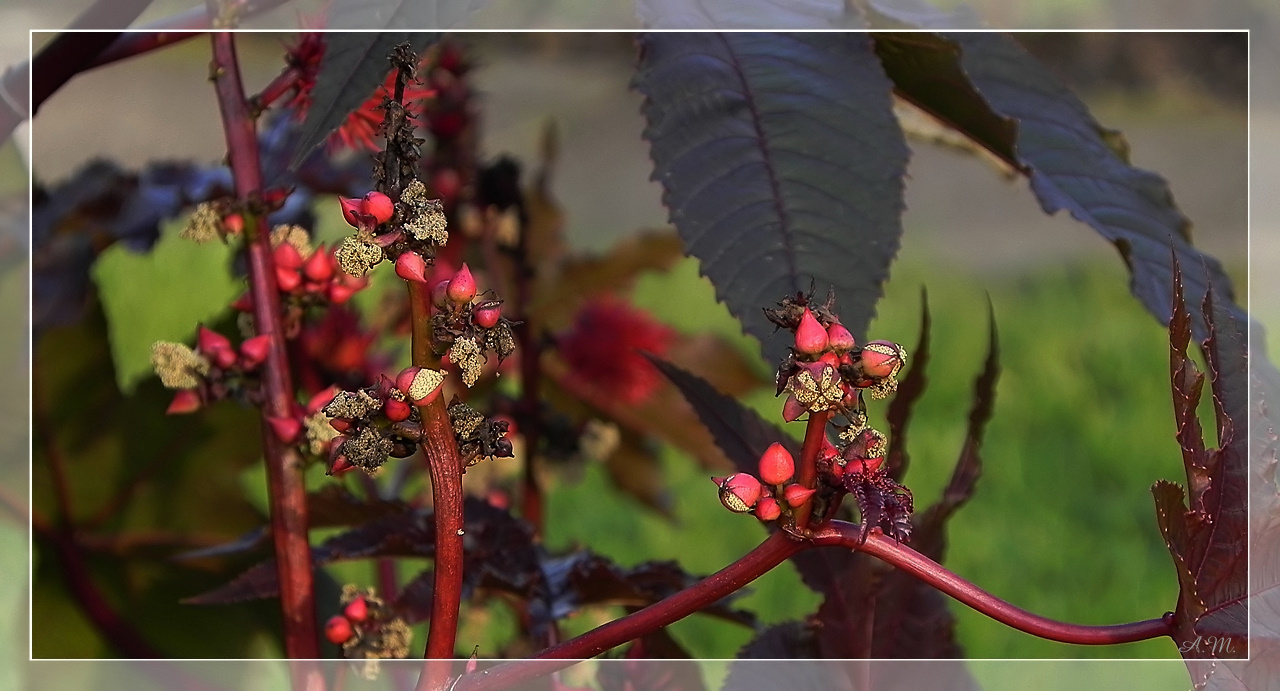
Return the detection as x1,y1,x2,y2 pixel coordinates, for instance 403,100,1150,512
209,33,319,662
455,531,804,690
791,410,832,530
406,281,465,673
810,521,1174,645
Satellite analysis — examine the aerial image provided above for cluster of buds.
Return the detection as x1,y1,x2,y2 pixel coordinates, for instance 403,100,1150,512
324,586,412,677
447,397,515,468
334,184,449,279
323,366,447,474
715,443,817,525
427,263,517,387
178,189,290,245
150,326,273,414
766,291,907,425
235,226,370,309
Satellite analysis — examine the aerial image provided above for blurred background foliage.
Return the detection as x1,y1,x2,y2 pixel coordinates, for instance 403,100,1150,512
13,29,1246,669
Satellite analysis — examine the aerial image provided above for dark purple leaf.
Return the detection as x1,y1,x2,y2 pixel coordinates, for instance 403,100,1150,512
599,632,706,691
648,355,798,474
288,33,438,169
736,622,819,659
636,32,909,366
1153,257,1248,675
872,32,1240,342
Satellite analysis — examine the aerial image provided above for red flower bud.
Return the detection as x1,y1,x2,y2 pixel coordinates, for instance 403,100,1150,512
166,389,202,415
755,496,782,522
384,398,412,422
846,457,885,474
325,615,354,645
717,473,762,513
327,283,358,305
274,242,304,270
860,340,905,380
306,386,339,415
431,279,451,309
783,483,816,507
276,266,302,293
197,325,232,357
239,335,271,369
395,251,429,284
338,197,365,228
222,213,244,235
827,322,856,353
303,244,333,282
363,191,395,225
473,302,501,329
758,442,795,485
267,416,302,443
329,418,353,433
794,308,828,356
395,366,421,394
343,596,369,623
447,263,477,304
230,292,254,312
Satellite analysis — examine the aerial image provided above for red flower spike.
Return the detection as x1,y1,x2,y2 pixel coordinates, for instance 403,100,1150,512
557,299,676,405
396,366,422,394
827,322,856,353
343,596,369,623
447,263,477,304
276,266,302,293
338,196,365,228
473,302,501,329
324,615,354,645
755,496,782,522
274,242,304,270
758,442,795,485
782,394,806,423
239,335,271,369
267,416,302,443
166,389,202,415
385,398,412,422
431,279,451,309
363,191,395,225
794,308,829,356
329,418,353,433
717,473,762,513
395,251,430,284
783,483,816,507
303,243,333,282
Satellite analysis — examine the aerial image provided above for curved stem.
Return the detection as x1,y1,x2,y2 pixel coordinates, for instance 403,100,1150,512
810,520,1174,645
455,531,804,691
407,282,465,669
210,32,319,662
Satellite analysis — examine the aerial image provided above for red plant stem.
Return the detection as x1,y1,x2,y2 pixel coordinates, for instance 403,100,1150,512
30,32,123,115
209,32,319,663
810,520,1175,645
455,531,805,691
251,67,304,115
406,281,465,670
791,410,832,530
91,31,204,69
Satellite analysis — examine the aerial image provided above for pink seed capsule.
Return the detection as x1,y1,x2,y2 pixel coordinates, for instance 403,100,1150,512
794,308,829,356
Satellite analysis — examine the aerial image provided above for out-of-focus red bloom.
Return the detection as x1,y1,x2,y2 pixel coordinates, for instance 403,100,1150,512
293,306,384,392
557,299,675,405
284,33,436,153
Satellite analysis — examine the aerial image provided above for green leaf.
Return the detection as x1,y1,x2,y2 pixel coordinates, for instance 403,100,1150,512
636,32,909,367
289,33,438,169
91,221,240,393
